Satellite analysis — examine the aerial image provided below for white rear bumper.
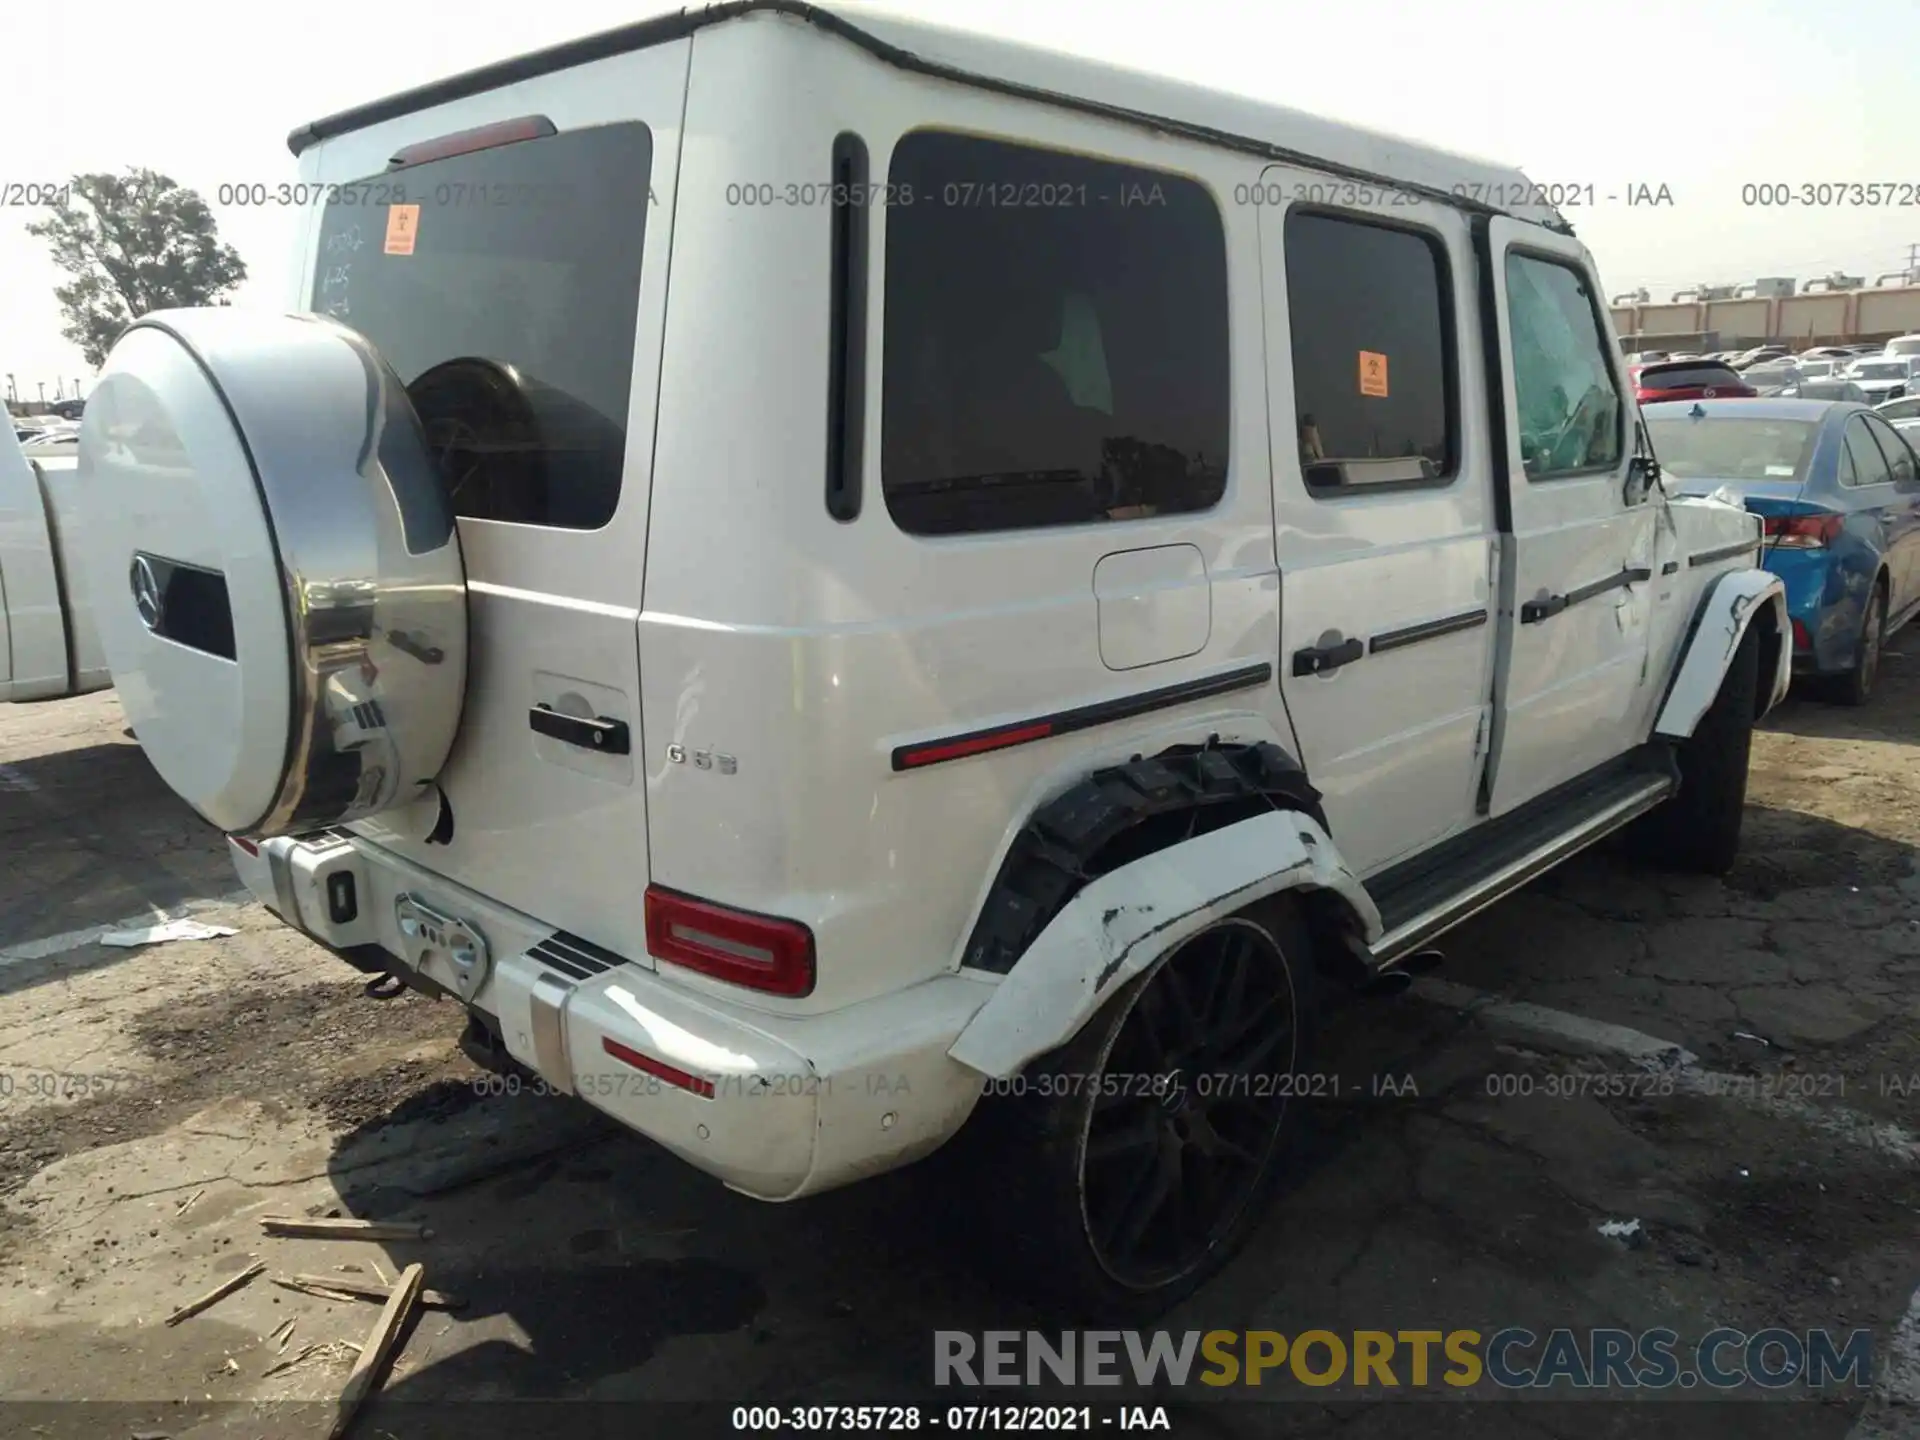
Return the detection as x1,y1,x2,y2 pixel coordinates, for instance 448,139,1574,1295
232,832,992,1199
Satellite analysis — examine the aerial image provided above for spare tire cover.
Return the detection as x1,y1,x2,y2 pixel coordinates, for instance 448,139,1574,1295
73,309,467,839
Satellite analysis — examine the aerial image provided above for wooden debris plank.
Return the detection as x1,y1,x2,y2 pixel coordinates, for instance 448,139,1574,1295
257,1216,429,1241
164,1259,265,1326
329,1263,424,1440
279,1272,463,1310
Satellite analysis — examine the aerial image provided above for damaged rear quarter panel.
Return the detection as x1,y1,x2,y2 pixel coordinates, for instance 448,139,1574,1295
946,811,1378,1079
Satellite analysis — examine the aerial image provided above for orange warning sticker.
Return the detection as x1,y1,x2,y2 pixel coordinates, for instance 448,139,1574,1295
1359,350,1389,397
384,204,421,256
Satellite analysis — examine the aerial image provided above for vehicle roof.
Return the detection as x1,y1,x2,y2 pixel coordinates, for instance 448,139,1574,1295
286,0,1572,232
1640,398,1862,422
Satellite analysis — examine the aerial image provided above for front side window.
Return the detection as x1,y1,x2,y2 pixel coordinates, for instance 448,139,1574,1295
311,120,653,530
1863,414,1919,485
1283,212,1456,493
1504,253,1625,480
880,132,1229,536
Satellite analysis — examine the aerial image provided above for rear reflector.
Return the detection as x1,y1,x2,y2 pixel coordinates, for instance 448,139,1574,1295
601,1036,715,1098
230,836,260,856
388,114,556,169
896,721,1055,769
644,886,816,997
1764,513,1842,549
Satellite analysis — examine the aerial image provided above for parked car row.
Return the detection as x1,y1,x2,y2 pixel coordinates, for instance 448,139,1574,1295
1643,396,1920,706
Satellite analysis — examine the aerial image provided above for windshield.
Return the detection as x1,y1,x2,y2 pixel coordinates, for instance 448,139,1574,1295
1851,361,1907,379
1646,415,1818,482
1797,360,1834,377
1886,337,1920,356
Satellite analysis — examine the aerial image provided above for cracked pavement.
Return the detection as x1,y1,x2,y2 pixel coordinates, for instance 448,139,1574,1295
0,664,1917,1436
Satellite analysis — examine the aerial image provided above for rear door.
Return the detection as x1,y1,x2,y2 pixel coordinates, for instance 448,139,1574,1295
1482,221,1656,814
1857,412,1920,611
1257,176,1499,876
300,47,686,957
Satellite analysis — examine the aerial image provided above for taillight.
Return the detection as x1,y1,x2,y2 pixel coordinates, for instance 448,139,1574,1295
230,836,260,855
1792,619,1812,652
1764,514,1843,549
644,886,816,997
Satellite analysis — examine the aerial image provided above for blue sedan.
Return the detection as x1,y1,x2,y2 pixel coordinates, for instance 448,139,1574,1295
1643,398,1920,705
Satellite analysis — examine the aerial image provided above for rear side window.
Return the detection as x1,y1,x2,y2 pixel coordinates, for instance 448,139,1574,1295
880,132,1229,536
1284,213,1456,493
1636,363,1743,391
1844,420,1894,487
1504,253,1625,480
311,120,653,530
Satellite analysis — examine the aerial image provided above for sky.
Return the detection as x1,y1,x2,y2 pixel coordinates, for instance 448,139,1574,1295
4,0,1919,395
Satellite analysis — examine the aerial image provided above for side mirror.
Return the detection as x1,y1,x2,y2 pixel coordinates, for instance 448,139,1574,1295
1625,452,1662,506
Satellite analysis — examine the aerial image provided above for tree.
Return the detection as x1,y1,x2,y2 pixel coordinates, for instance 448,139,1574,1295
28,169,247,369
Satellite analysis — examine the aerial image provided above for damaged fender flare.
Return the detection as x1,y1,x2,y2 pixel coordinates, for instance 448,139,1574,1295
1653,568,1790,740
947,811,1380,1080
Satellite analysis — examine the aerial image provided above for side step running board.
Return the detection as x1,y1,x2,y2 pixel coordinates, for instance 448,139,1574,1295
1365,755,1677,971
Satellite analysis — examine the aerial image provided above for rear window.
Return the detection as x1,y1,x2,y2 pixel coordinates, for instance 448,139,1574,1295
1645,415,1818,482
310,120,653,530
1636,362,1743,391
880,131,1229,536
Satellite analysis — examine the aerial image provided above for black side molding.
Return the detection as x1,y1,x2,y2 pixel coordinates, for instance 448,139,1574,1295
892,661,1272,772
1521,566,1652,623
1370,607,1489,655
1661,560,1680,576
1690,540,1759,568
530,704,631,755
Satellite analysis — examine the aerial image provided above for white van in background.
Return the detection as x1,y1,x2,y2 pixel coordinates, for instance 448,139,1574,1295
0,423,108,703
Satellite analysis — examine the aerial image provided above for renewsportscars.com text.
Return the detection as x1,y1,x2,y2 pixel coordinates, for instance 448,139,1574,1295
934,1328,1874,1392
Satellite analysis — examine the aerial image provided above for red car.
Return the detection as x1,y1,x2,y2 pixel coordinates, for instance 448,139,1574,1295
1631,359,1756,403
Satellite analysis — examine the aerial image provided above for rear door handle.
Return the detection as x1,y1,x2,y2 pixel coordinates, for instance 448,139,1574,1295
1520,595,1569,624
1291,636,1364,676
529,704,631,755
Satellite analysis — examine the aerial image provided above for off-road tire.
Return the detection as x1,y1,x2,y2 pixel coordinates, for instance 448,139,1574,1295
1820,580,1886,708
1635,624,1760,875
965,894,1320,1321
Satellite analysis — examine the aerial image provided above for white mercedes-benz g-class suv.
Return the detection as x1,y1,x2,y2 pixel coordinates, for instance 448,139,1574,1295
68,1,1788,1314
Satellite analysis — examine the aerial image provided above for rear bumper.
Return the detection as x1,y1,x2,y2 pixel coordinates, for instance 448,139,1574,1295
231,833,993,1200
1764,550,1861,675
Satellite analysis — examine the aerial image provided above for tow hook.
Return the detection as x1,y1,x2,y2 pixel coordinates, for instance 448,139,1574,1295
365,973,406,1000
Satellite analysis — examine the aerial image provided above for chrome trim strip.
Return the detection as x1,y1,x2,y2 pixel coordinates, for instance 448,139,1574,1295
1367,774,1674,969
264,840,302,926
529,972,576,1095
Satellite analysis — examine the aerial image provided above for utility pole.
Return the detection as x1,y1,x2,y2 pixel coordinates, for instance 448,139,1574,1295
4,374,14,405
1908,243,1920,283
35,382,45,405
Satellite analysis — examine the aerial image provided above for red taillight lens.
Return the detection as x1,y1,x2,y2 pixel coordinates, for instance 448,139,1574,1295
1764,514,1842,549
230,836,260,856
1792,619,1812,651
644,886,816,997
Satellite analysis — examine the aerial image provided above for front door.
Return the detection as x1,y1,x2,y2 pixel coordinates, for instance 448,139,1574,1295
1258,174,1500,876
1482,220,1658,815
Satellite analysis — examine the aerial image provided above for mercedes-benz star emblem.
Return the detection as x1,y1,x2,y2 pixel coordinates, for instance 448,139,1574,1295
130,555,163,632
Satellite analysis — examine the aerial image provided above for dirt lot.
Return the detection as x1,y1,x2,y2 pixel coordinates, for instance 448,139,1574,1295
0,651,1916,1439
